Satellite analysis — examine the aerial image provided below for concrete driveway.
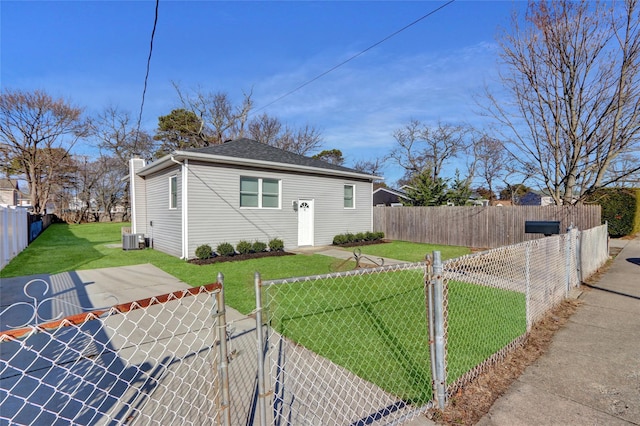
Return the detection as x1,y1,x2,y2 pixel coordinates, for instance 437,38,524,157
0,264,193,331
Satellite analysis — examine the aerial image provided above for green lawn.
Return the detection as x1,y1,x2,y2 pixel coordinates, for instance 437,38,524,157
266,271,526,404
0,222,354,314
353,240,471,263
3,222,523,403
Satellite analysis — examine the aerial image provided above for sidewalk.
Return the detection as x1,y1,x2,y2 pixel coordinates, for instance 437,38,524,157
477,236,640,425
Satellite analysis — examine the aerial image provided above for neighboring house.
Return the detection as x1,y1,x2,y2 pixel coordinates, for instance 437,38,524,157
520,191,554,206
373,187,410,206
0,179,19,206
129,138,381,259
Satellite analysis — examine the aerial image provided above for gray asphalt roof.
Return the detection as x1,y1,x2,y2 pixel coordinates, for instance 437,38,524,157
186,138,367,175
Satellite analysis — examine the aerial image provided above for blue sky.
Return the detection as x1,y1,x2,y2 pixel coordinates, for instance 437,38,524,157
1,0,525,186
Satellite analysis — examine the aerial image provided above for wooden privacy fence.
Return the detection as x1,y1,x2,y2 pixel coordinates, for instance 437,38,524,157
373,205,602,248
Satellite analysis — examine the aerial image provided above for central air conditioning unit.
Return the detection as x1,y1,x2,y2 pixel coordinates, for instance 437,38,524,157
123,233,145,250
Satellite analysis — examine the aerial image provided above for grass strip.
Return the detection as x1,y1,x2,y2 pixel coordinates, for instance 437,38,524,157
352,240,471,263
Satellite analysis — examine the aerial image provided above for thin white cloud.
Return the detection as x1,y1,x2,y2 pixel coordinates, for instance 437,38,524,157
249,41,502,184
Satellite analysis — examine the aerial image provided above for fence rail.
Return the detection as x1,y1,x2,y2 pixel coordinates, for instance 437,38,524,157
373,205,602,248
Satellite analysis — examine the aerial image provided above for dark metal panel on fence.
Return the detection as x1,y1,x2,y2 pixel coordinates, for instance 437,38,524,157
373,205,602,248
26,213,55,244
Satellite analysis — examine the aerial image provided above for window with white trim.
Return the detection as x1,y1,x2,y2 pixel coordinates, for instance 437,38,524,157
240,177,280,208
344,184,355,208
169,175,178,209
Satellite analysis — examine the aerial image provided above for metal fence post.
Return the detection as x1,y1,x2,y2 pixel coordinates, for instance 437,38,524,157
254,272,268,426
525,244,532,332
215,272,231,426
430,251,447,410
565,225,573,297
425,255,437,407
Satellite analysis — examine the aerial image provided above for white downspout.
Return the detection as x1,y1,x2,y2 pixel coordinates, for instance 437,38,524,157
130,160,137,234
170,156,188,259
183,159,189,259
370,181,374,232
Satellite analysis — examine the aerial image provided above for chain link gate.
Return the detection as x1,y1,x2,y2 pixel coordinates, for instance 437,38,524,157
1,281,225,425
258,264,435,425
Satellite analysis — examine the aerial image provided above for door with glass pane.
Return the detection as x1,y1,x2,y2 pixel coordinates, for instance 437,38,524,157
297,199,314,246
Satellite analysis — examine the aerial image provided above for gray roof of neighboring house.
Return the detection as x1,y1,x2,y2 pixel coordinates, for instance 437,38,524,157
138,138,381,180
0,179,18,190
373,187,410,198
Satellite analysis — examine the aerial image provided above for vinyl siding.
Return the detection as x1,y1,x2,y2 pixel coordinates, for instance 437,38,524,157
144,165,182,257
185,161,372,258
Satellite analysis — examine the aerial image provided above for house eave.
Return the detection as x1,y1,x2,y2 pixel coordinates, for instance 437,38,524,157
373,187,409,199
137,151,383,181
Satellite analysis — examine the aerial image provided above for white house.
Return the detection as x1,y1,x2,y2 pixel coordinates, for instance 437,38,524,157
129,138,381,259
0,179,19,206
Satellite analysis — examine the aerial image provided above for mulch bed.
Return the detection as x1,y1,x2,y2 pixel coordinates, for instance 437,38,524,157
188,250,295,265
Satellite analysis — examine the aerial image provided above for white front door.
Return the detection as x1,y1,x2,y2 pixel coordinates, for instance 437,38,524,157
297,199,314,246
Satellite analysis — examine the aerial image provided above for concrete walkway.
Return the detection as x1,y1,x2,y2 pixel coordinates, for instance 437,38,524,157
291,245,409,266
477,236,640,425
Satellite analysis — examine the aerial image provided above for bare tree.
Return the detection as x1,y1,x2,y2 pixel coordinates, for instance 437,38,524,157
486,0,640,204
474,134,509,200
0,89,89,214
94,106,155,165
173,83,253,145
93,106,154,221
353,157,384,176
273,124,323,155
248,113,323,155
389,120,471,182
93,155,126,222
248,113,283,146
69,155,102,223
352,157,385,187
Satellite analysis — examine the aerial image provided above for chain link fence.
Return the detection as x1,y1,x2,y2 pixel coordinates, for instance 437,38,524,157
1,283,224,425
261,263,432,425
257,225,609,422
1,224,609,425
442,228,582,397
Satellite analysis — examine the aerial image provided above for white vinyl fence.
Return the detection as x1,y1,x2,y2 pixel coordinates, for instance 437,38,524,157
578,224,610,280
1,205,28,270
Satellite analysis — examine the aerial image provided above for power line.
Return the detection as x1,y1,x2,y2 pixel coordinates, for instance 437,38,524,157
252,0,456,115
135,0,159,141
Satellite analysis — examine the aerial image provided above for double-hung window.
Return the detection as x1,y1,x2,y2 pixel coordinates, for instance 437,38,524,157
240,177,280,208
344,184,355,208
169,176,178,209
